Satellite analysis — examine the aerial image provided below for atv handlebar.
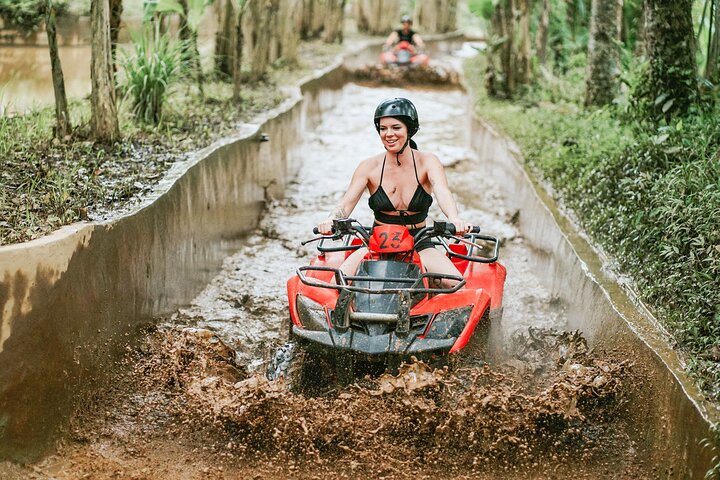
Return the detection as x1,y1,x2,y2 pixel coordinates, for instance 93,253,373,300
309,219,499,263
414,221,480,239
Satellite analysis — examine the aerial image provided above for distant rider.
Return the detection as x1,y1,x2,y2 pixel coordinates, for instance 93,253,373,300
384,15,426,53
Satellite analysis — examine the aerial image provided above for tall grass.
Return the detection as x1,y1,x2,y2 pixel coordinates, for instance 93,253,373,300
121,24,185,125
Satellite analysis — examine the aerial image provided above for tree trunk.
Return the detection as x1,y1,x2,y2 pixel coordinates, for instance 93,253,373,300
495,0,515,97
633,0,647,57
641,0,697,118
247,0,272,82
300,0,327,38
192,30,205,97
536,0,550,64
354,0,399,35
486,0,532,98
323,0,345,43
109,0,122,74
90,0,120,142
585,0,623,106
46,0,71,138
215,0,235,77
178,0,204,98
233,3,245,101
269,0,279,63
415,0,457,33
515,0,531,85
277,0,301,64
705,0,720,83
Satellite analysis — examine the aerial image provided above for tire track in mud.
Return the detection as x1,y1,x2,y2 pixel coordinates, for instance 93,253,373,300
24,84,653,479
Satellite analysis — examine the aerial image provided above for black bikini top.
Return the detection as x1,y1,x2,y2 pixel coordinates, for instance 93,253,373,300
368,150,433,225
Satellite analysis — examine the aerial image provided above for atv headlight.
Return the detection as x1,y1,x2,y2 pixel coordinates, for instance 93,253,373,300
425,306,473,339
296,295,329,332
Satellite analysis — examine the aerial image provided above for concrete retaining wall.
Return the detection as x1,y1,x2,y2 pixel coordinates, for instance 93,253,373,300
470,116,718,477
0,63,346,461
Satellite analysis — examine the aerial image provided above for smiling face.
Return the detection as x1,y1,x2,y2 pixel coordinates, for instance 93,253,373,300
378,117,408,153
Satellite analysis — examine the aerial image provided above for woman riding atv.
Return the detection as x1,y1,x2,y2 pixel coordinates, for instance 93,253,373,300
316,97,471,286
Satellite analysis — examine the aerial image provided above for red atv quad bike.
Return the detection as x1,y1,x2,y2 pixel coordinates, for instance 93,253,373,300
271,219,505,385
380,40,430,67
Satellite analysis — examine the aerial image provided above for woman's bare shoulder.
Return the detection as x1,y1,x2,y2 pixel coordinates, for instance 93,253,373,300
415,149,442,169
355,153,384,174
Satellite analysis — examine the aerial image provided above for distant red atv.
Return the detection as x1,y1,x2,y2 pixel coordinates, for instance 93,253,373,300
283,219,506,378
380,40,430,67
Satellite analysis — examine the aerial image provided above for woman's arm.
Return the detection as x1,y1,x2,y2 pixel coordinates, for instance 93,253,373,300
426,153,471,233
317,160,370,234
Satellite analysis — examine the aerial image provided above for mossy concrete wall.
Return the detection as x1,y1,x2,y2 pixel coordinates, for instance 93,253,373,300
470,116,718,478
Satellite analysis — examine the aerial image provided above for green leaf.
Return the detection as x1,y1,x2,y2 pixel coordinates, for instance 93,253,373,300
654,92,669,106
652,133,669,145
155,0,184,15
662,98,675,113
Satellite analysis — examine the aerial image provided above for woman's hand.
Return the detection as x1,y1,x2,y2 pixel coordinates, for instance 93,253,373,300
317,218,335,235
448,217,471,234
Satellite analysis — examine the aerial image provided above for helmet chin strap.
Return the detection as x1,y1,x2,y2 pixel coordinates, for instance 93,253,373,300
395,138,411,165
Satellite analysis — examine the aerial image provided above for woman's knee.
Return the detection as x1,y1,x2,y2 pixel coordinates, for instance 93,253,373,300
339,247,367,276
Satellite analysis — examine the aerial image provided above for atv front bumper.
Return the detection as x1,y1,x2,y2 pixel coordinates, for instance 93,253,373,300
291,325,455,361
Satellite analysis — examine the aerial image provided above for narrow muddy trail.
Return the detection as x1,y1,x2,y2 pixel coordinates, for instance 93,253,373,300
11,83,654,479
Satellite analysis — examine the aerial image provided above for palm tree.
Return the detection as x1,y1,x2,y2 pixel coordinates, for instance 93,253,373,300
640,0,697,118
585,0,623,106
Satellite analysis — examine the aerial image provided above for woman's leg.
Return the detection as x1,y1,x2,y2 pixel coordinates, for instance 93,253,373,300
334,247,368,283
418,247,463,288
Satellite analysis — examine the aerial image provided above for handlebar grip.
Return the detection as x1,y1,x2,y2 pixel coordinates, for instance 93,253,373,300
313,227,320,234
448,225,481,235
313,227,336,235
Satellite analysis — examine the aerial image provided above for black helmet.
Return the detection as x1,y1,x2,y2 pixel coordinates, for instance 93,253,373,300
401,14,412,24
373,97,419,137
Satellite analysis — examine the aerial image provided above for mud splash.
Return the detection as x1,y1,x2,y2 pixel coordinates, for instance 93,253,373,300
349,63,460,86
34,326,642,479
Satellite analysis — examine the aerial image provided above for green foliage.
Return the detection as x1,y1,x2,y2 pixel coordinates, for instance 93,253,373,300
702,423,720,479
465,54,720,405
121,25,185,124
621,0,644,50
146,0,213,30
467,0,494,20
0,0,68,31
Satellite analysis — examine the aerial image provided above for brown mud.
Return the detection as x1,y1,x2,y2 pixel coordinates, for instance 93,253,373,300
349,63,460,86
5,70,654,478
22,326,644,480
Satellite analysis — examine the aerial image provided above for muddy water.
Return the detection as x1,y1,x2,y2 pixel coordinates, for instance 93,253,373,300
20,83,654,479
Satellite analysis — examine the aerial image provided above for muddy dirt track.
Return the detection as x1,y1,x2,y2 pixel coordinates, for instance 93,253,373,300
2,83,657,479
